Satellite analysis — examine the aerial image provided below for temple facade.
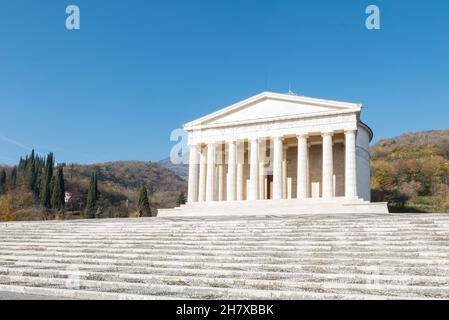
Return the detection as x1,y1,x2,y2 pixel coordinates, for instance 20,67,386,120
159,91,388,217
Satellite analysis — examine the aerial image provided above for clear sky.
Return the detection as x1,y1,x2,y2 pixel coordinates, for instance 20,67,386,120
0,0,448,165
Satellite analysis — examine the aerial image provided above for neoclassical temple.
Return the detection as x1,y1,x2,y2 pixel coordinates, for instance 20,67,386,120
160,92,388,216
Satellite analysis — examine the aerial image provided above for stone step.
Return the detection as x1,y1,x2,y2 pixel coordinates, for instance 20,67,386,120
2,226,449,234
2,219,446,227
158,199,389,217
3,242,449,255
2,267,449,296
6,259,449,278
1,217,447,225
0,250,449,265
1,237,448,249
2,254,448,274
5,261,449,284
0,274,441,300
0,284,178,300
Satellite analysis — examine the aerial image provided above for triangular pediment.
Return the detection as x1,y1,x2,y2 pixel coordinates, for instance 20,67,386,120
184,92,361,129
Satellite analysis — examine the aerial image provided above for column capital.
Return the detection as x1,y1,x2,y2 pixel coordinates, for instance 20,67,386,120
248,137,259,143
344,129,357,135
206,141,218,146
272,135,284,141
224,139,237,145
321,131,334,137
296,133,309,139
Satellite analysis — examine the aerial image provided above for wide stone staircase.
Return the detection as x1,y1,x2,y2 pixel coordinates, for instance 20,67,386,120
0,213,449,299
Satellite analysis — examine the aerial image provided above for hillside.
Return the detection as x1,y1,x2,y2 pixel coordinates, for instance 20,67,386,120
371,130,449,212
0,158,187,221
157,154,189,180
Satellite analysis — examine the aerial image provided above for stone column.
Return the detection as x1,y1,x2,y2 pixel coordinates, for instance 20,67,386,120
236,141,244,201
282,146,288,199
217,144,225,201
322,132,334,198
297,134,308,199
227,141,237,201
198,146,207,202
259,162,265,200
273,136,283,200
187,144,199,203
345,130,358,198
249,138,259,200
206,142,216,202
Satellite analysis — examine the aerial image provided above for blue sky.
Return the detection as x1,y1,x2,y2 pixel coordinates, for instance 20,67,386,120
0,0,448,165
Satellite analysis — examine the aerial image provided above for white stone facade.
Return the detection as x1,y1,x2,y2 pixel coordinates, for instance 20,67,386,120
184,92,374,205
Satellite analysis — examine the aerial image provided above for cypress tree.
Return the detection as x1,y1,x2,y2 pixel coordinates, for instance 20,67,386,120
0,170,6,194
86,171,99,218
10,166,17,187
51,166,65,211
18,157,24,171
26,157,38,195
40,153,54,208
137,187,151,217
177,192,186,206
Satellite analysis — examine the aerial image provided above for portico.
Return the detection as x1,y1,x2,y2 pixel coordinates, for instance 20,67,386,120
188,130,359,203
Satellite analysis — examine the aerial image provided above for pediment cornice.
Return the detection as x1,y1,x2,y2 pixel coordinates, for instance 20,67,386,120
184,91,362,131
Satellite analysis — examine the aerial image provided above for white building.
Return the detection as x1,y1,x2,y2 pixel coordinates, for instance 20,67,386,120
159,91,388,216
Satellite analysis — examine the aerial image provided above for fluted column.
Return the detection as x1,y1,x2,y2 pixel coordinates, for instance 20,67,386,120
236,141,244,201
297,134,308,199
282,146,288,199
273,136,283,200
322,132,334,198
206,142,216,202
217,144,225,201
187,145,199,203
259,162,265,200
227,141,237,201
249,138,259,200
345,130,358,198
198,146,207,202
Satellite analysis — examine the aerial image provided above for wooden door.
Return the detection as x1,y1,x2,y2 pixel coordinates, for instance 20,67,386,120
267,175,273,199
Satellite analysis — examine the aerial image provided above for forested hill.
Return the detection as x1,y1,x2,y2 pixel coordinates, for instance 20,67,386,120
0,156,187,221
158,155,189,180
371,130,449,212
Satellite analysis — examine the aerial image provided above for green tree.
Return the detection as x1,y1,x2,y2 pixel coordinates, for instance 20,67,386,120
51,166,65,211
40,153,54,209
177,192,186,206
26,156,38,195
95,207,103,219
10,166,17,187
0,170,6,194
137,187,151,217
86,171,99,218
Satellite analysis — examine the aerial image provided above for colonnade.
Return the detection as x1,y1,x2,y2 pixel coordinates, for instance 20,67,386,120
187,130,358,203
